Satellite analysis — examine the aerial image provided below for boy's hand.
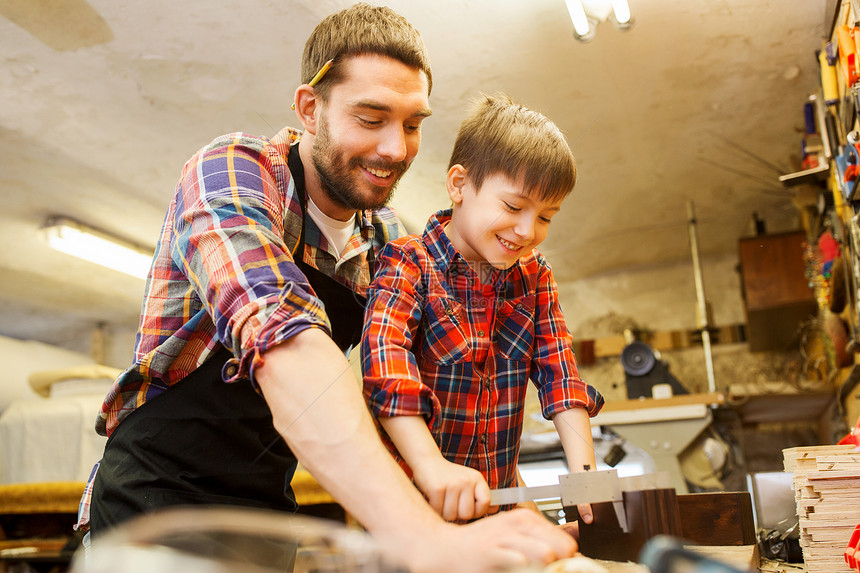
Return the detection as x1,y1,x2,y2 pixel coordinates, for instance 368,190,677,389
413,457,492,521
558,503,592,542
575,502,593,525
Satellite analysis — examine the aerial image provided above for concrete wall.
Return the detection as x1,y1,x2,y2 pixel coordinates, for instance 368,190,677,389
558,253,746,339
1,251,804,407
554,252,817,404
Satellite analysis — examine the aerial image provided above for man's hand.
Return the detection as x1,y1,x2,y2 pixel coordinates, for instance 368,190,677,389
255,332,575,572
412,456,493,521
392,508,578,573
559,520,579,541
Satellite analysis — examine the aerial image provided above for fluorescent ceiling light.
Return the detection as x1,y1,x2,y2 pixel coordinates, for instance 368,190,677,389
565,0,591,37
612,0,631,25
566,0,633,41
41,217,152,279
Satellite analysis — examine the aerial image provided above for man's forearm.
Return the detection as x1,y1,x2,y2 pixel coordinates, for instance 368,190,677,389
253,329,580,572
255,328,441,539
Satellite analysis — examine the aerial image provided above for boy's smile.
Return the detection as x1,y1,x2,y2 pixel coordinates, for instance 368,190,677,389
444,166,563,270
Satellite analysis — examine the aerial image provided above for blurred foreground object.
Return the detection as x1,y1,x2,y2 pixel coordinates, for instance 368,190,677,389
543,554,609,572
73,506,400,573
639,536,752,573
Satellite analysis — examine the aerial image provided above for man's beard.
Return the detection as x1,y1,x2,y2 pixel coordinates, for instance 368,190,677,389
311,116,408,211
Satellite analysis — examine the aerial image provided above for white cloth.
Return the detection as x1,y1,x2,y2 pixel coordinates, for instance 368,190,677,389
306,196,356,259
0,379,110,483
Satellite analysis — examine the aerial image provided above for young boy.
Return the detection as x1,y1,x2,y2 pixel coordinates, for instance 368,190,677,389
361,94,604,524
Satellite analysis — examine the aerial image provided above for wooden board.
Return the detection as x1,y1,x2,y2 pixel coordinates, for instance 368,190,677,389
677,492,756,546
565,488,682,562
598,393,726,413
577,325,746,362
0,482,84,514
783,445,860,572
686,544,759,570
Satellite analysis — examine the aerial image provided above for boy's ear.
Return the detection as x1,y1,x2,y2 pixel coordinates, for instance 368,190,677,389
446,164,468,205
293,85,320,135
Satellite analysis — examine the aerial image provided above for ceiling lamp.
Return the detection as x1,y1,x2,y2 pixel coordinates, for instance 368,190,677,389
41,216,152,279
565,0,633,42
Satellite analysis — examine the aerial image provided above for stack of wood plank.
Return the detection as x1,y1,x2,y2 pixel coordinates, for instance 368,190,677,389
784,445,860,572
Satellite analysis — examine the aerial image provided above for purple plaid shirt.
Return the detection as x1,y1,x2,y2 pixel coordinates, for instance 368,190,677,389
77,127,403,532
96,127,402,437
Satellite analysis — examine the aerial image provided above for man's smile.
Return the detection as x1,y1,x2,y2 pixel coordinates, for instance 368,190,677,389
363,164,394,179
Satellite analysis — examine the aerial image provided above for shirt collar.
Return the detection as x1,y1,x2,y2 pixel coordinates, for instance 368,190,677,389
286,138,374,250
423,209,461,275
423,209,510,283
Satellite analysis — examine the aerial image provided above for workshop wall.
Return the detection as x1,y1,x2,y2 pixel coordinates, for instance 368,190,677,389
576,343,806,404
0,335,96,410
559,253,746,339
39,323,138,371
95,325,137,369
557,250,827,394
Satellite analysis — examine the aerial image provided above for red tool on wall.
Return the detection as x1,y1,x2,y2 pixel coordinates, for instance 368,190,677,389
838,25,860,87
847,524,860,572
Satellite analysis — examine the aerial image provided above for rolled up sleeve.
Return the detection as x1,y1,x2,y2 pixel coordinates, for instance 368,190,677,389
530,259,604,419
361,241,440,422
172,135,331,383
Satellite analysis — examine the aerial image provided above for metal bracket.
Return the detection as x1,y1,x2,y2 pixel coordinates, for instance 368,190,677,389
490,469,673,533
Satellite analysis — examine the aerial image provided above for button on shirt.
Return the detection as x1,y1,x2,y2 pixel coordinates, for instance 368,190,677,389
95,127,404,438
361,210,604,493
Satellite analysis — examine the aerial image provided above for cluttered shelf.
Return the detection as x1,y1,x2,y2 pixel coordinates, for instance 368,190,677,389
787,0,860,459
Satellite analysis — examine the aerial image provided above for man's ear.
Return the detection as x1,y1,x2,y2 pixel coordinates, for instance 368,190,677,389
293,85,320,135
446,164,469,205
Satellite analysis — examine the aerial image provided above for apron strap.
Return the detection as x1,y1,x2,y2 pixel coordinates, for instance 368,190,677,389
286,143,368,352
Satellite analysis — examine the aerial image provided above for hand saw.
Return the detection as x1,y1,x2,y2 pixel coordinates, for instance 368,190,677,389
489,470,673,533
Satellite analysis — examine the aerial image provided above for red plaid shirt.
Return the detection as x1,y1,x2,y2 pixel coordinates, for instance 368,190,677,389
361,210,603,492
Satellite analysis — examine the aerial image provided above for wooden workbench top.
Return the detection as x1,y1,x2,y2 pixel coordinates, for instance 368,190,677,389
0,474,336,515
599,393,726,413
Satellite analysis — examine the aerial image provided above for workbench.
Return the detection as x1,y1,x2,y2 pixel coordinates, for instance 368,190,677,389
580,544,760,572
590,393,725,493
727,382,837,445
0,482,84,569
0,471,341,571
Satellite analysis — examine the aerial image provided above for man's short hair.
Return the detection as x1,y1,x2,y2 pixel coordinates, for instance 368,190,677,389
302,3,432,100
448,93,576,202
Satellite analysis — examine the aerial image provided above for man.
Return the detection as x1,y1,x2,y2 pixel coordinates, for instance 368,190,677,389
80,4,577,571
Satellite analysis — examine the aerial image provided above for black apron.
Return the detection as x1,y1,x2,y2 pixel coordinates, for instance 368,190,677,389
90,143,371,540
287,143,370,353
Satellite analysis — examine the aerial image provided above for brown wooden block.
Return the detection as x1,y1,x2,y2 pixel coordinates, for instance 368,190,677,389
565,488,683,562
676,491,756,546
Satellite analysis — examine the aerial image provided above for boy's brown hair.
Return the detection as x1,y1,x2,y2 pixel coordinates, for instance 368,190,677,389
302,3,433,101
449,93,576,201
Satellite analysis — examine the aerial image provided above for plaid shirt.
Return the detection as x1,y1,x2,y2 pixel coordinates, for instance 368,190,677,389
77,127,403,531
361,210,603,493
